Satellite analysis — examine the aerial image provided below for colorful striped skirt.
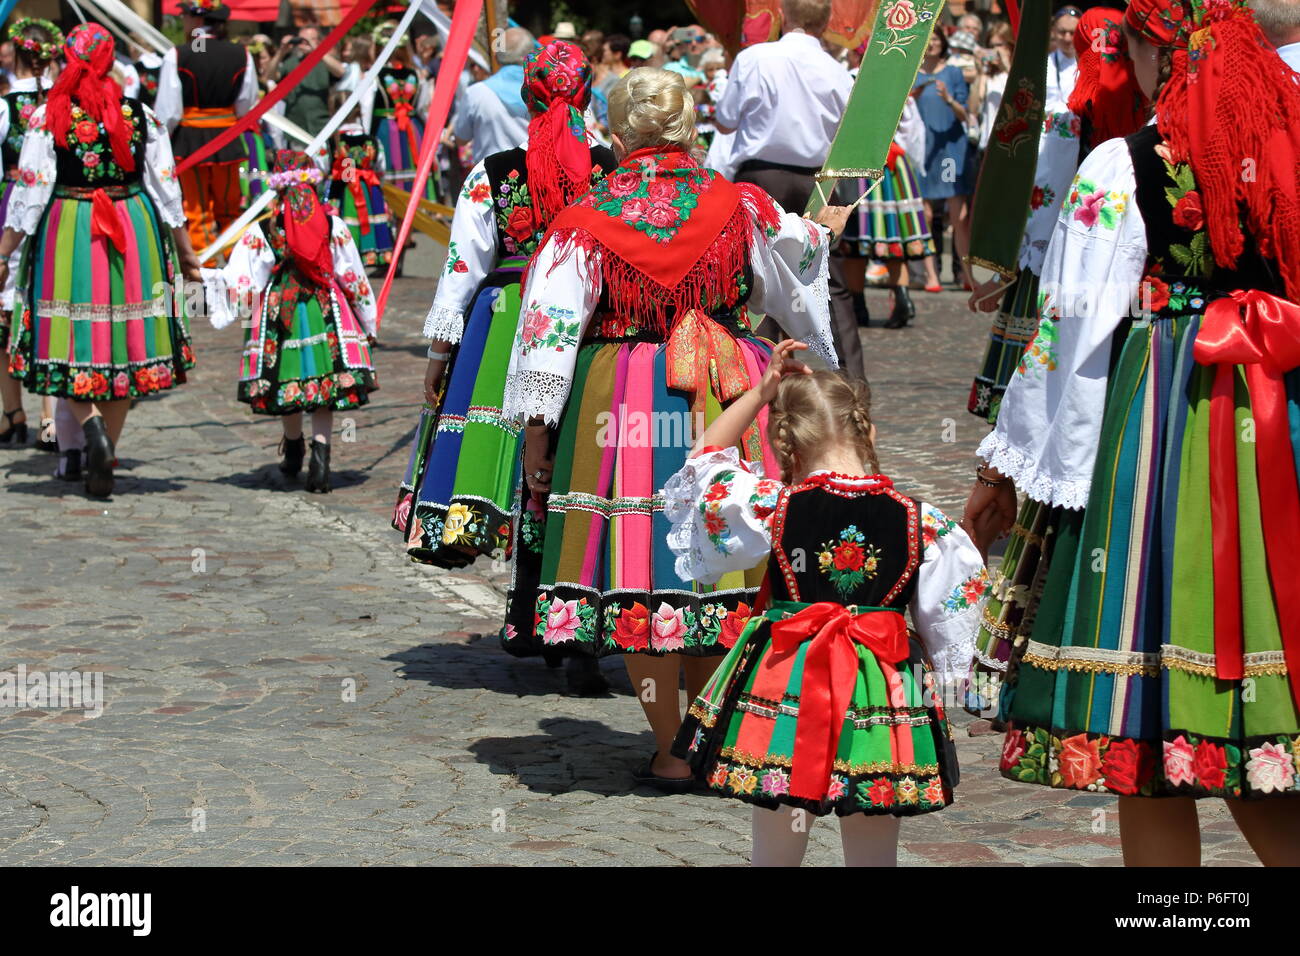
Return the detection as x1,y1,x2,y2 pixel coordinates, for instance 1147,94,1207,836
8,184,194,400
335,177,394,267
968,267,1040,423
374,109,438,200
513,324,776,658
240,129,272,204
1000,296,1300,799
395,264,524,568
671,602,958,816
844,158,934,262
237,276,376,415
0,178,16,329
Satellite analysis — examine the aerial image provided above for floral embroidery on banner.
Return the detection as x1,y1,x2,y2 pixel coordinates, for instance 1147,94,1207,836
875,0,939,57
816,525,882,598
992,77,1043,157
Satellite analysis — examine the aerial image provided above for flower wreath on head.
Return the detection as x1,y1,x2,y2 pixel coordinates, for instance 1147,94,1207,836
251,165,326,189
8,18,65,61
371,20,401,47
183,0,227,16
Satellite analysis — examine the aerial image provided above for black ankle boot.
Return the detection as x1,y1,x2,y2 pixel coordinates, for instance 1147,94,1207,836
57,449,82,481
304,440,331,493
279,435,306,476
853,292,871,327
564,655,610,697
81,416,114,498
884,285,916,329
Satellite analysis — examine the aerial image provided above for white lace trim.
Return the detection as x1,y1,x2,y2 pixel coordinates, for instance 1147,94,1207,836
977,429,1092,511
9,188,50,236
806,237,839,369
422,302,465,343
662,446,757,585
502,368,571,426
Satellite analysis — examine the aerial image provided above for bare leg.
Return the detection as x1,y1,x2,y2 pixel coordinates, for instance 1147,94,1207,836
0,321,25,431
683,656,720,705
310,409,333,444
282,412,303,440
1226,798,1300,866
66,398,99,425
839,812,901,867
623,654,690,778
922,254,940,288
885,261,906,287
948,194,972,284
98,399,130,447
751,806,811,867
1118,795,1201,866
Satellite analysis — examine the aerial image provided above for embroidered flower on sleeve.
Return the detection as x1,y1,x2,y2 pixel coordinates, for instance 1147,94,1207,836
921,505,957,548
941,568,990,612
518,299,580,355
1062,176,1127,230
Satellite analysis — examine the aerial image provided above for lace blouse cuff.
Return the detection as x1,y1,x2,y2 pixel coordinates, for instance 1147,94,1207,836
977,429,1092,511
502,368,572,426
422,302,465,343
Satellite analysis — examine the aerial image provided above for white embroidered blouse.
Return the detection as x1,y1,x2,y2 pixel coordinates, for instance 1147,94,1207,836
422,157,498,343
502,192,839,427
978,135,1149,510
202,215,378,336
662,446,988,682
5,103,185,235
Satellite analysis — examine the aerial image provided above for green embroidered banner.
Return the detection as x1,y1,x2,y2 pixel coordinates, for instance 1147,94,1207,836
965,0,1051,277
807,0,945,215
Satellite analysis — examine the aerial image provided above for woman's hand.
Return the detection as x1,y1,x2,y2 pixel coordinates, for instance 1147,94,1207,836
935,79,949,100
961,469,1018,560
423,356,445,405
758,338,812,403
967,277,1007,313
524,423,554,497
812,204,852,243
0,260,10,294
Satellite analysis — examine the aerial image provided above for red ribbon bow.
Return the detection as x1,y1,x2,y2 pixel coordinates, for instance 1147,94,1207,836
770,603,909,801
1193,289,1300,707
90,188,126,254
392,101,421,174
665,309,762,460
330,156,381,235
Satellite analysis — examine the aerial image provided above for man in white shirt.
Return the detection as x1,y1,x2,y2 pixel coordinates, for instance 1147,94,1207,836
1250,0,1300,71
1045,6,1081,109
714,0,861,378
453,27,534,165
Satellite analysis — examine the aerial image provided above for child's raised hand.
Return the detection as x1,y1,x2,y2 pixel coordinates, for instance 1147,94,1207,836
758,339,812,402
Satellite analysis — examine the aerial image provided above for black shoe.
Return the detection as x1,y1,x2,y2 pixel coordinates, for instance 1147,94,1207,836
304,440,331,493
278,435,306,476
632,753,695,793
853,293,871,327
564,655,610,696
884,286,915,329
81,416,115,498
0,408,27,445
56,449,82,481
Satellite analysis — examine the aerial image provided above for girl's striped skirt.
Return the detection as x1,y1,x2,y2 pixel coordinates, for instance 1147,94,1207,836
8,184,195,400
514,319,775,658
237,277,375,415
969,267,1040,423
240,129,273,205
844,156,934,262
1000,291,1300,799
374,109,438,200
334,178,394,268
671,602,958,816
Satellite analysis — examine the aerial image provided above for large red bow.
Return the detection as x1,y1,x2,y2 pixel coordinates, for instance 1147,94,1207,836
1193,289,1300,707
392,102,421,175
770,603,909,801
330,156,381,235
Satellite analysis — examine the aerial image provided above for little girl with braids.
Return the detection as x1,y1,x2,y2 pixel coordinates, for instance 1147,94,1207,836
665,340,987,866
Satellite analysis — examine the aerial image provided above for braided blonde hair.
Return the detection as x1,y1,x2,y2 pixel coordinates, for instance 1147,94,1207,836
769,370,880,481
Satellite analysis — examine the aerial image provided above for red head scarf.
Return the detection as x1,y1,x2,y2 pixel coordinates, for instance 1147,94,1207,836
520,40,594,225
268,150,333,287
1068,7,1149,144
45,23,133,174
1126,0,1300,297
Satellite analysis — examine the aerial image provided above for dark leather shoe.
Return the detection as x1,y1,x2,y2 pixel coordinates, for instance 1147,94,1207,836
304,440,331,493
82,416,114,498
57,449,82,481
278,435,306,476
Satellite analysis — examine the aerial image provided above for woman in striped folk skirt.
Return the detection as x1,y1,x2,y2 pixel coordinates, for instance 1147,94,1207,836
0,25,200,498
329,128,394,268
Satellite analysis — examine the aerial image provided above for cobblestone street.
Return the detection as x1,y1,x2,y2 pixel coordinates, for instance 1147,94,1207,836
0,268,1255,866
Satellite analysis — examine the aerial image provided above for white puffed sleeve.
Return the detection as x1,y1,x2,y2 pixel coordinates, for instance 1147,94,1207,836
202,223,275,330
142,105,186,228
153,47,182,134
663,446,786,585
422,159,498,341
501,234,601,425
909,502,988,685
5,105,55,235
741,187,839,369
330,215,378,336
977,136,1148,509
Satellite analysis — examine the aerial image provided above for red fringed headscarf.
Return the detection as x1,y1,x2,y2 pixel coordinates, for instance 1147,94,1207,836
268,150,333,288
520,40,594,226
1068,7,1149,144
45,24,134,174
1126,0,1300,298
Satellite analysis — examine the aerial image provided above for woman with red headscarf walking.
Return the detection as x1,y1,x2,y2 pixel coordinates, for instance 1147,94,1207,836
964,0,1300,865
203,150,378,494
392,40,617,694
0,23,200,499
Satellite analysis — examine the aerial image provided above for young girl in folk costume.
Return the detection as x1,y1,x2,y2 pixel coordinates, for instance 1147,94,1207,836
369,22,436,200
392,40,616,693
964,0,1300,865
204,150,378,494
328,113,394,268
0,18,61,452
0,23,200,499
965,7,1149,727
502,67,848,786
667,350,986,865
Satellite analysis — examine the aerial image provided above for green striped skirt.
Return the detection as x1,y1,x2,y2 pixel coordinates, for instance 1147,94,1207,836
968,267,1040,423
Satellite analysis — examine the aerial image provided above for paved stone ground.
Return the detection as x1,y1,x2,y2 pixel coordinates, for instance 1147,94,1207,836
0,259,1256,866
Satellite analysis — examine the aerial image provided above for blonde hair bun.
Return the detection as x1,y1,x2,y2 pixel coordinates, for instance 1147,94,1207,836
608,67,697,153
